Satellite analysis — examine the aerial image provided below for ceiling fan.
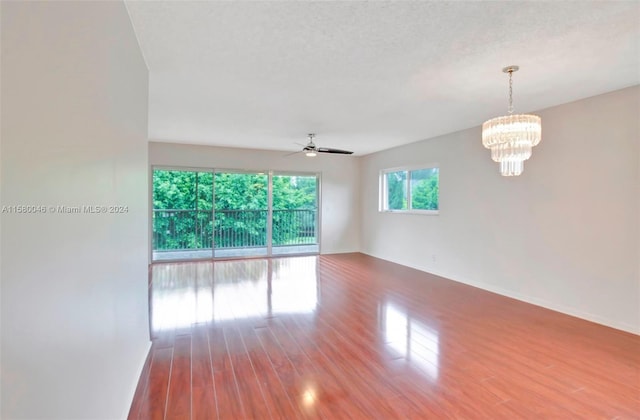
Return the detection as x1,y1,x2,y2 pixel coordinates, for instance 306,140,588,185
295,134,353,157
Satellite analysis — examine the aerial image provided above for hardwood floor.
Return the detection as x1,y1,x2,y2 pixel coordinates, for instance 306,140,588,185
129,253,640,419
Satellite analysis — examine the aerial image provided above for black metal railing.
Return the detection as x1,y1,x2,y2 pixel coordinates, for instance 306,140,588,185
153,209,316,251
272,209,316,246
214,209,267,249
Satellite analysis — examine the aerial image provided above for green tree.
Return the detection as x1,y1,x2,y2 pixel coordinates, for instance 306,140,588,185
152,170,318,251
214,173,268,247
411,173,439,210
153,170,213,250
272,175,317,245
387,171,406,210
214,173,267,211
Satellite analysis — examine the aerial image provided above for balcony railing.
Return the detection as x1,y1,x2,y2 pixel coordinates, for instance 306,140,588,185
153,208,316,251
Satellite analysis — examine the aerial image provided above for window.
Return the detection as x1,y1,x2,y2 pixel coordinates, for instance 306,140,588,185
152,168,320,261
380,166,439,214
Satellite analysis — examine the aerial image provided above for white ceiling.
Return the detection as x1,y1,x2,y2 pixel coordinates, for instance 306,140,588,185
125,1,639,156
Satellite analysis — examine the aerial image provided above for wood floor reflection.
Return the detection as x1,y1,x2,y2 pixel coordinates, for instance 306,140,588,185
129,253,640,419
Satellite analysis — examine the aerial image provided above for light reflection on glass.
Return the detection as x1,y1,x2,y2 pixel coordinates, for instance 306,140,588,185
150,257,318,335
382,302,440,382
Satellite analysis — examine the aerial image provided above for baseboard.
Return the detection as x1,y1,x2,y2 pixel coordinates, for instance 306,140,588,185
360,251,640,336
435,269,639,336
320,249,360,255
123,340,152,419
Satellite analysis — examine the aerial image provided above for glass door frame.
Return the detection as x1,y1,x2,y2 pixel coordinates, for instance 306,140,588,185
212,168,270,259
150,165,215,262
271,171,321,256
150,165,321,262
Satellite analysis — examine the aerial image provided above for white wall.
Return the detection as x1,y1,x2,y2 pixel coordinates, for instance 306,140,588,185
361,86,640,334
1,2,150,418
149,142,361,255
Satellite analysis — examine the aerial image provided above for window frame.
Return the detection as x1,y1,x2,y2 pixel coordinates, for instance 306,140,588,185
379,164,439,215
150,165,322,261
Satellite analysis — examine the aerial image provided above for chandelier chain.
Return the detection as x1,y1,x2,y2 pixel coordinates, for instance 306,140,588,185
508,70,514,114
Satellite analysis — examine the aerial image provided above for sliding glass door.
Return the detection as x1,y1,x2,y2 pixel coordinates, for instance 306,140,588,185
153,170,213,261
152,168,319,261
213,171,268,258
272,174,319,255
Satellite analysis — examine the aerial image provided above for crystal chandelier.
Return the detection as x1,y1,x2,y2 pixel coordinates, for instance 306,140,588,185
482,66,541,176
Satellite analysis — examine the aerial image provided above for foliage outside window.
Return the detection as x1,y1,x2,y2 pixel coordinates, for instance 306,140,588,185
380,166,439,213
153,170,214,250
153,169,319,252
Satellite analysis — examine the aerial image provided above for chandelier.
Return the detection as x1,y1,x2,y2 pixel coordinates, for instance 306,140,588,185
482,66,541,176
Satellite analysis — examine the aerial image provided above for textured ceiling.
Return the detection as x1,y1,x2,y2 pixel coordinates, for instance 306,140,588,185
125,1,639,156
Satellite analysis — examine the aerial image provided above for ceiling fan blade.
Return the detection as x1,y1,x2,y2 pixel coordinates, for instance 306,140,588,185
283,150,303,157
317,147,353,155
286,135,352,157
